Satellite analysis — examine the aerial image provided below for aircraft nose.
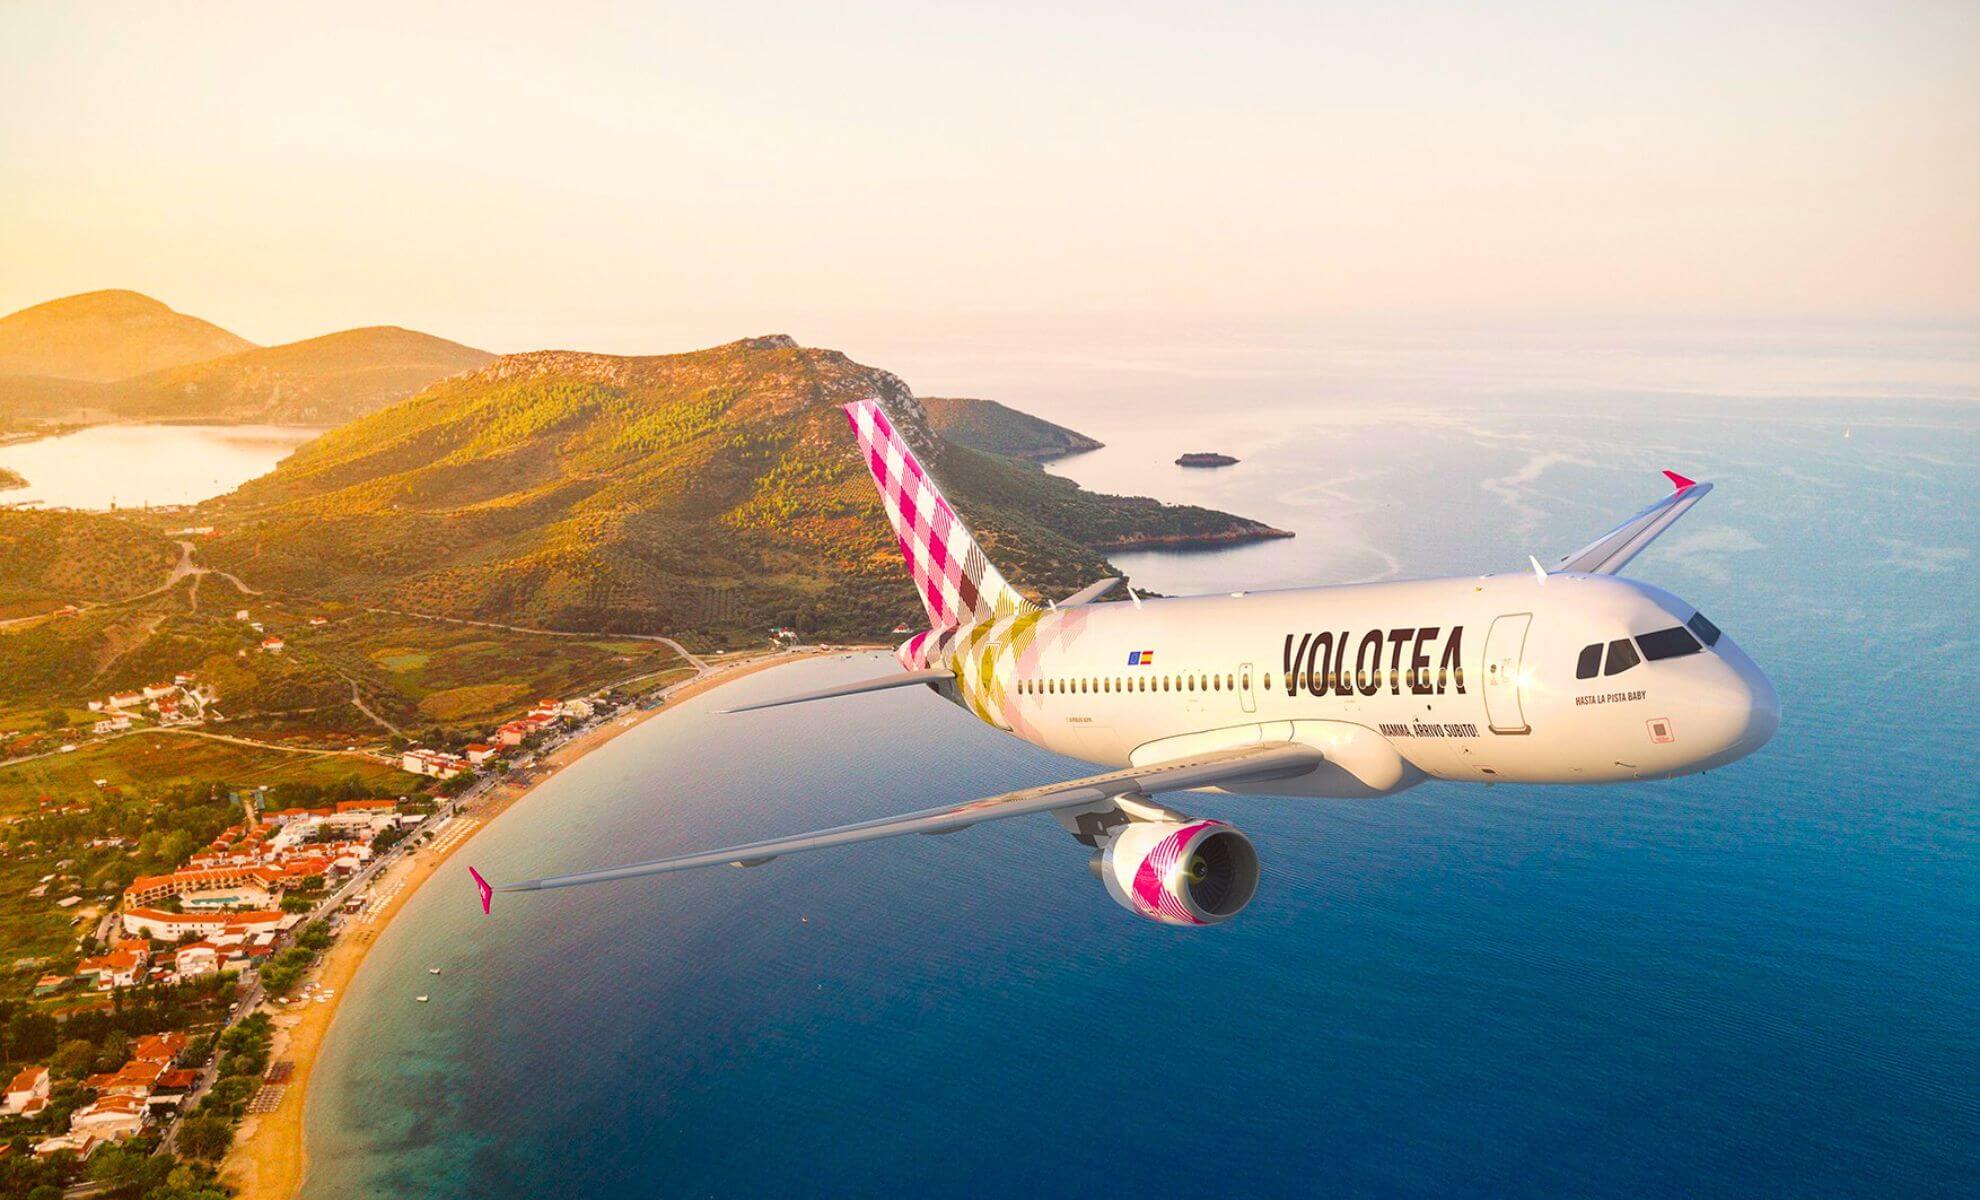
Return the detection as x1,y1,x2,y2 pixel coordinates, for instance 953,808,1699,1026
1692,648,1779,764
1746,664,1781,751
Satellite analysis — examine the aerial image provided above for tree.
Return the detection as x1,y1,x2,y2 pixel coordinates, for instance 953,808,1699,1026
176,1114,234,1161
50,1037,98,1078
42,707,69,732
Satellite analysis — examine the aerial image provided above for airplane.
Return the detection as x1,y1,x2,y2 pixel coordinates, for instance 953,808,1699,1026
469,399,1779,926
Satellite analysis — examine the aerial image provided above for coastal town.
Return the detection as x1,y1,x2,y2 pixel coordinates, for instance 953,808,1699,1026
0,661,670,1198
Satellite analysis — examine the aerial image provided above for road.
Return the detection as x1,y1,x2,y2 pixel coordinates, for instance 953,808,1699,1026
360,605,708,672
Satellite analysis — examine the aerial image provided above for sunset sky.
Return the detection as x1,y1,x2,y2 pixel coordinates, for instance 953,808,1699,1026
3,1,1975,353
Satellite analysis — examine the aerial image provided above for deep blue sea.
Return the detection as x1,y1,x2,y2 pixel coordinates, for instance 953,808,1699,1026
304,325,1978,1198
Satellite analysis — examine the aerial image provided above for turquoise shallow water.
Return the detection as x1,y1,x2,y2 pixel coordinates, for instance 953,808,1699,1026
304,342,1977,1198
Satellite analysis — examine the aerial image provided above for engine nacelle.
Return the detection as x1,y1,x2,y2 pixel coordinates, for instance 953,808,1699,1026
1093,819,1260,925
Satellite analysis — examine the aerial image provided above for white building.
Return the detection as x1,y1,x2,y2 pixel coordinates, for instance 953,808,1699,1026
2,1065,49,1116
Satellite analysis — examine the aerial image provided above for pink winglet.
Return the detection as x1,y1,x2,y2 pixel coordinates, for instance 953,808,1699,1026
1662,469,1698,492
468,866,493,915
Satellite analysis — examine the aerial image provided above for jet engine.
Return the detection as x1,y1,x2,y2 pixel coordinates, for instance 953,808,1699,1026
1092,819,1260,925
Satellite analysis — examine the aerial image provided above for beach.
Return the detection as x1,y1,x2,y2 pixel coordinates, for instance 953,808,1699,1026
220,647,842,1200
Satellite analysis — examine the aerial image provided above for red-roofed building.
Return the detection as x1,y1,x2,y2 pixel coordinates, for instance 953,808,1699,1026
69,1093,147,1140
132,1032,188,1065
77,946,149,991
123,865,282,910
2,1066,49,1116
120,907,287,941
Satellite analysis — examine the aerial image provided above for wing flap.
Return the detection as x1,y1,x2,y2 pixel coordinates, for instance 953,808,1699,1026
1553,472,1713,576
482,742,1322,900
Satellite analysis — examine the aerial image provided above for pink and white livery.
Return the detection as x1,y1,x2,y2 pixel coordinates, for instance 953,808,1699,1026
474,399,1778,926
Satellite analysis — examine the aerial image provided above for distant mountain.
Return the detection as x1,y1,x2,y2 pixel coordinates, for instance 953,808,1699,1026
921,396,1103,462
200,336,1288,641
0,290,255,382
107,326,495,424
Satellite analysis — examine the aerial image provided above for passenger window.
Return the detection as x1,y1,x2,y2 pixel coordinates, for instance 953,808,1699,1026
1687,611,1721,646
1227,673,1236,690
1637,626,1702,661
1576,643,1601,679
1604,638,1640,675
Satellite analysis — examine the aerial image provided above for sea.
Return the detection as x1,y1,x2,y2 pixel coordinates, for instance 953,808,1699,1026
303,321,1977,1198
0,423,318,509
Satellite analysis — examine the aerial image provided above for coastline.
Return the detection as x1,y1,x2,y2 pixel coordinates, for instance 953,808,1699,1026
219,647,848,1200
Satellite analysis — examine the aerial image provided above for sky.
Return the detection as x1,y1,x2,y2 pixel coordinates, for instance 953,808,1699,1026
2,1,1976,355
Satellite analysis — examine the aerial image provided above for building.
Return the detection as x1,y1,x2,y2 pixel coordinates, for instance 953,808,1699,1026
92,716,133,735
69,1093,147,1140
170,942,222,979
2,1065,49,1116
133,1032,188,1065
107,691,145,709
495,722,529,747
120,906,287,941
123,866,283,910
261,636,285,653
400,748,468,779
33,1132,98,1159
76,945,149,990
85,1059,167,1098
463,742,497,766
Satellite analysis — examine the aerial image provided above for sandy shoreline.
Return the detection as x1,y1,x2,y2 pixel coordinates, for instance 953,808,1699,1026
220,647,848,1200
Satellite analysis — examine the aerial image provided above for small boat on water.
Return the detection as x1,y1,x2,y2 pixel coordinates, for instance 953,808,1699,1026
429,967,442,975
416,995,430,1003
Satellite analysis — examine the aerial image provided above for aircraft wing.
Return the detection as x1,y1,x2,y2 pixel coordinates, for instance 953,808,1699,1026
470,741,1322,909
720,667,953,714
1553,470,1714,575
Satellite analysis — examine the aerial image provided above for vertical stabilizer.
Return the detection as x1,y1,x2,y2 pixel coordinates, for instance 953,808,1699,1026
843,399,1034,629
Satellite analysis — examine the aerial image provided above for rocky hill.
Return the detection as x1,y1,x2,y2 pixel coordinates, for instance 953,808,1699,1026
106,326,494,424
199,336,1289,641
0,291,491,427
0,289,254,382
921,396,1103,461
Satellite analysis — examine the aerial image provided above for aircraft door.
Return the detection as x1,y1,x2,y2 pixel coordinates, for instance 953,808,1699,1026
1239,661,1256,713
1484,613,1532,735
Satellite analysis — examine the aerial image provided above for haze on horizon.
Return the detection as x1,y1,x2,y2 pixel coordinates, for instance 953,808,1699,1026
3,1,1975,357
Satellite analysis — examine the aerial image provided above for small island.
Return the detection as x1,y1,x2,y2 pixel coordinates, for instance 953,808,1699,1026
1176,452,1239,468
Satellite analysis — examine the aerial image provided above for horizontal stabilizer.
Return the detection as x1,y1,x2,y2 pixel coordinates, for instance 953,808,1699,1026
1058,577,1121,607
721,667,952,714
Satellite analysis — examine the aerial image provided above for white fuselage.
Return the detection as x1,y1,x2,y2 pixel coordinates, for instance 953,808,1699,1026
911,572,1779,798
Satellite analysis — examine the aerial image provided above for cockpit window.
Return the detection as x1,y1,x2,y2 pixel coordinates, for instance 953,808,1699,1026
1637,626,1703,661
1604,638,1639,676
1575,643,1602,679
1687,611,1721,646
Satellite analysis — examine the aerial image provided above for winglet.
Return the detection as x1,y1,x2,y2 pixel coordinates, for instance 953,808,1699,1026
1662,469,1698,492
468,866,493,915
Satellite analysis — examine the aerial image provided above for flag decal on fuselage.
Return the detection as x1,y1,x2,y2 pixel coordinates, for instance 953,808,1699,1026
1127,650,1155,665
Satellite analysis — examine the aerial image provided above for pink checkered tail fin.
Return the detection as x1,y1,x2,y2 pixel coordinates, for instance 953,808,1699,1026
843,399,1035,629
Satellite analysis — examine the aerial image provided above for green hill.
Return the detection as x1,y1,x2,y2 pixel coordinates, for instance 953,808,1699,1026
921,396,1103,461
106,325,495,424
0,510,180,620
0,289,255,382
199,336,1288,641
